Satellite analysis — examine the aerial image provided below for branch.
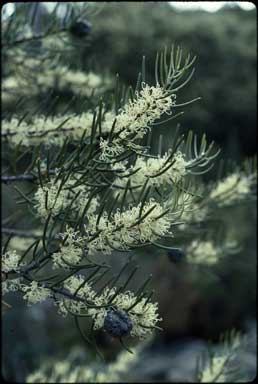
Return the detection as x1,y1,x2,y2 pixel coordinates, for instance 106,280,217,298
1,227,41,238
1,175,37,183
1,126,76,138
5,251,114,309
2,27,67,48
19,269,88,303
18,269,112,308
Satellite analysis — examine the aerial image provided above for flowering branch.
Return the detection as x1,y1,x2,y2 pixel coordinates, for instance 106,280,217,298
4,41,252,354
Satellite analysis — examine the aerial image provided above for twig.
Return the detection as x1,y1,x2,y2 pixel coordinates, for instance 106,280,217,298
2,27,67,48
19,270,112,308
1,169,58,183
1,227,41,238
1,175,37,183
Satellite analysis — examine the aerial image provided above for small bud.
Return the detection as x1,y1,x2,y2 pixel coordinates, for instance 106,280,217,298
104,308,133,338
167,248,185,263
70,20,92,38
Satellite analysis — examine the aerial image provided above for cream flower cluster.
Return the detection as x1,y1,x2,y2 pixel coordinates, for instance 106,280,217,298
2,63,111,102
9,230,42,252
55,275,96,316
56,275,161,340
22,281,51,305
93,346,140,383
2,55,44,103
114,151,188,188
2,249,23,273
35,67,111,96
3,110,116,147
2,249,26,295
52,243,82,270
2,111,104,147
178,202,208,230
2,269,51,305
99,84,175,160
83,199,171,255
210,172,254,206
186,240,219,265
2,76,20,91
199,332,240,382
34,175,99,219
27,345,140,383
2,76,24,103
200,355,227,382
2,278,24,296
52,227,85,269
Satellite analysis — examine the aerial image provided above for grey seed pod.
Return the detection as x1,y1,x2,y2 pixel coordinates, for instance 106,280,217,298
104,308,133,338
70,20,92,38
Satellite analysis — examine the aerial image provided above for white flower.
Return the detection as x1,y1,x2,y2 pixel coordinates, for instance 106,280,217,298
52,244,83,269
99,84,175,160
41,67,111,96
2,249,23,273
64,275,94,299
83,199,171,255
107,346,140,375
22,61,111,96
186,240,219,265
111,160,129,173
2,109,112,147
2,76,20,90
26,345,140,383
27,371,48,383
99,137,124,159
9,232,42,252
34,176,99,219
52,227,85,269
22,281,51,305
210,173,253,206
114,151,188,188
54,299,69,317
178,202,208,230
200,356,227,382
34,179,66,218
2,278,24,295
55,275,96,316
